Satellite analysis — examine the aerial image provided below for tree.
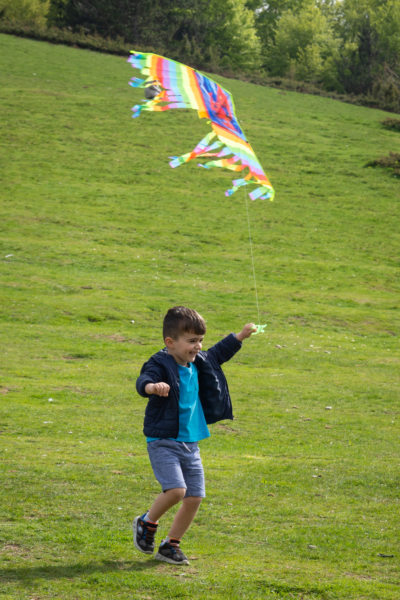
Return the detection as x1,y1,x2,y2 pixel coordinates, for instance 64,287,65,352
246,0,305,63
154,0,261,70
265,1,340,87
47,0,160,42
47,0,261,71
334,0,400,101
0,0,50,26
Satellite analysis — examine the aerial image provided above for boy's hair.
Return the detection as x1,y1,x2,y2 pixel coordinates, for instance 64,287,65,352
163,306,206,340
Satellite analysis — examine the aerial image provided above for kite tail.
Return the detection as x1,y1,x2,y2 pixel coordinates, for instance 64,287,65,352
129,77,146,88
225,178,248,196
170,132,274,200
249,186,275,201
200,157,243,172
169,132,222,168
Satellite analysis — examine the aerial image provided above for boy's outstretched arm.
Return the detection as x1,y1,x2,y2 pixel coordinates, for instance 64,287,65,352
236,323,257,342
204,323,257,366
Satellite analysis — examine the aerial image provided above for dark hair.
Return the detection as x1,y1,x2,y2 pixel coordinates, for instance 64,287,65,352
163,306,206,340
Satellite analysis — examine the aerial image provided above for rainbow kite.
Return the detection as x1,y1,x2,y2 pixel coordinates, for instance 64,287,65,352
128,51,274,201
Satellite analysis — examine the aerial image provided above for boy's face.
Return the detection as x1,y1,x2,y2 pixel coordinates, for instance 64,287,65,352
165,331,204,366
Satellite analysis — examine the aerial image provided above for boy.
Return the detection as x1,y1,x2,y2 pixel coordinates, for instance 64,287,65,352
134,306,256,565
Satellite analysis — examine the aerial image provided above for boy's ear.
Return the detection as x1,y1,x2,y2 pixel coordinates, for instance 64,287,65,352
164,336,175,349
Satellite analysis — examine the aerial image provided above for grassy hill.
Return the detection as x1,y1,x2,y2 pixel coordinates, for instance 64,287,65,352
1,33,399,599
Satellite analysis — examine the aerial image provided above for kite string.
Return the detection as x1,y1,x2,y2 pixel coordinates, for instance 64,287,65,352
244,188,261,325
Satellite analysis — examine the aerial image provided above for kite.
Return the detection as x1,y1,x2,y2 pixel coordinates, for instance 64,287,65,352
127,51,274,202
127,51,269,333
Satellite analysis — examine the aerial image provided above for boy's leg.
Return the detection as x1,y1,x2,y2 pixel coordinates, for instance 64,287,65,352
133,488,186,555
168,496,202,540
155,496,202,565
134,440,189,556
147,487,186,523
164,442,205,540
136,440,205,563
156,446,205,564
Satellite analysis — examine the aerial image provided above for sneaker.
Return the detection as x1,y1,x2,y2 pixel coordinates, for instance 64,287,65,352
133,513,158,555
155,539,189,565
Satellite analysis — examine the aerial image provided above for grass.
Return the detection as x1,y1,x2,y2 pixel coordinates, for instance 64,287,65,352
0,33,399,599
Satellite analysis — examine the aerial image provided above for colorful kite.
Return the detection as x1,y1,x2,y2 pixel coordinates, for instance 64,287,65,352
127,51,274,201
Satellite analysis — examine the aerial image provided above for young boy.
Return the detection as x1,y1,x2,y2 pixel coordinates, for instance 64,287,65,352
134,306,256,565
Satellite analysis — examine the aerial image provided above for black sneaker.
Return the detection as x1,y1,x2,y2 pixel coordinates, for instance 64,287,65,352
133,514,158,554
155,539,189,565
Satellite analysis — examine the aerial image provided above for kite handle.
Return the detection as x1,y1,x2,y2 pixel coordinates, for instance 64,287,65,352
253,324,267,335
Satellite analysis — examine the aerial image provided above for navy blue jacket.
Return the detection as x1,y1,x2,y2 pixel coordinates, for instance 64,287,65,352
136,333,242,438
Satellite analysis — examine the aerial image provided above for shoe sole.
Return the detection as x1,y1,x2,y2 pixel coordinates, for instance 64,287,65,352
155,551,189,566
133,516,154,555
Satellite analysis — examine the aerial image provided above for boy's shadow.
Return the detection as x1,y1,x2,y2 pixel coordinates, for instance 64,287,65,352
0,558,158,583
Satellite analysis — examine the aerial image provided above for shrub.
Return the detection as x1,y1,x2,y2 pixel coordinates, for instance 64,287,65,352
369,77,400,113
0,19,142,55
382,118,400,132
366,152,400,177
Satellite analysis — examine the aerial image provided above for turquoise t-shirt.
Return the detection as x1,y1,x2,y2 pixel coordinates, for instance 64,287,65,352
147,362,210,443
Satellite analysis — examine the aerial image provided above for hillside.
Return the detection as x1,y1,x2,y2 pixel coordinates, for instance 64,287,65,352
1,34,399,600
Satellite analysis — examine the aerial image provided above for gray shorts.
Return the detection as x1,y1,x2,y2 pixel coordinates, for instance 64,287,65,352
147,439,206,498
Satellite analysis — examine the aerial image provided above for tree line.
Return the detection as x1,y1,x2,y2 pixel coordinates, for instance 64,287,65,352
1,0,400,111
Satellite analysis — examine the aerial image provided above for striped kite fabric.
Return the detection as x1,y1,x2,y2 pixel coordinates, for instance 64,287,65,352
128,51,274,201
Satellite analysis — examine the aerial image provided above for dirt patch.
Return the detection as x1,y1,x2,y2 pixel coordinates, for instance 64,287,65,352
345,572,373,581
1,543,29,556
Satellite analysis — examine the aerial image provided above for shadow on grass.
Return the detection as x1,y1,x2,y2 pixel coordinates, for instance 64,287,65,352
0,558,158,583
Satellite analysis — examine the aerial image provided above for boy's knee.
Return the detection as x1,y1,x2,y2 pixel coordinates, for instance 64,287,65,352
165,487,186,504
185,496,203,507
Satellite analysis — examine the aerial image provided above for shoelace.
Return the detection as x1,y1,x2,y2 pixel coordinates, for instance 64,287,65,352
168,543,184,559
143,521,157,544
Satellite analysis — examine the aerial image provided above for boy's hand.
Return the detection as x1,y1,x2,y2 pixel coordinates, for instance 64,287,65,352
236,323,257,342
145,382,170,397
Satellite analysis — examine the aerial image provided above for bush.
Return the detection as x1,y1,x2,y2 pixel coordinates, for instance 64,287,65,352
0,19,143,55
368,77,400,113
366,152,400,177
382,118,400,132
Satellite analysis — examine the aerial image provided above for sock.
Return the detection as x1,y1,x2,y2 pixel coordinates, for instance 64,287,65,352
167,537,180,546
143,512,159,525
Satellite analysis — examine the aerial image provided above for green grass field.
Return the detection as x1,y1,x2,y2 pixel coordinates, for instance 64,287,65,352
1,33,399,599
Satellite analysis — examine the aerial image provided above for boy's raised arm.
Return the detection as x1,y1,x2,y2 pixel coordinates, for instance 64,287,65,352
235,323,257,342
205,323,256,366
